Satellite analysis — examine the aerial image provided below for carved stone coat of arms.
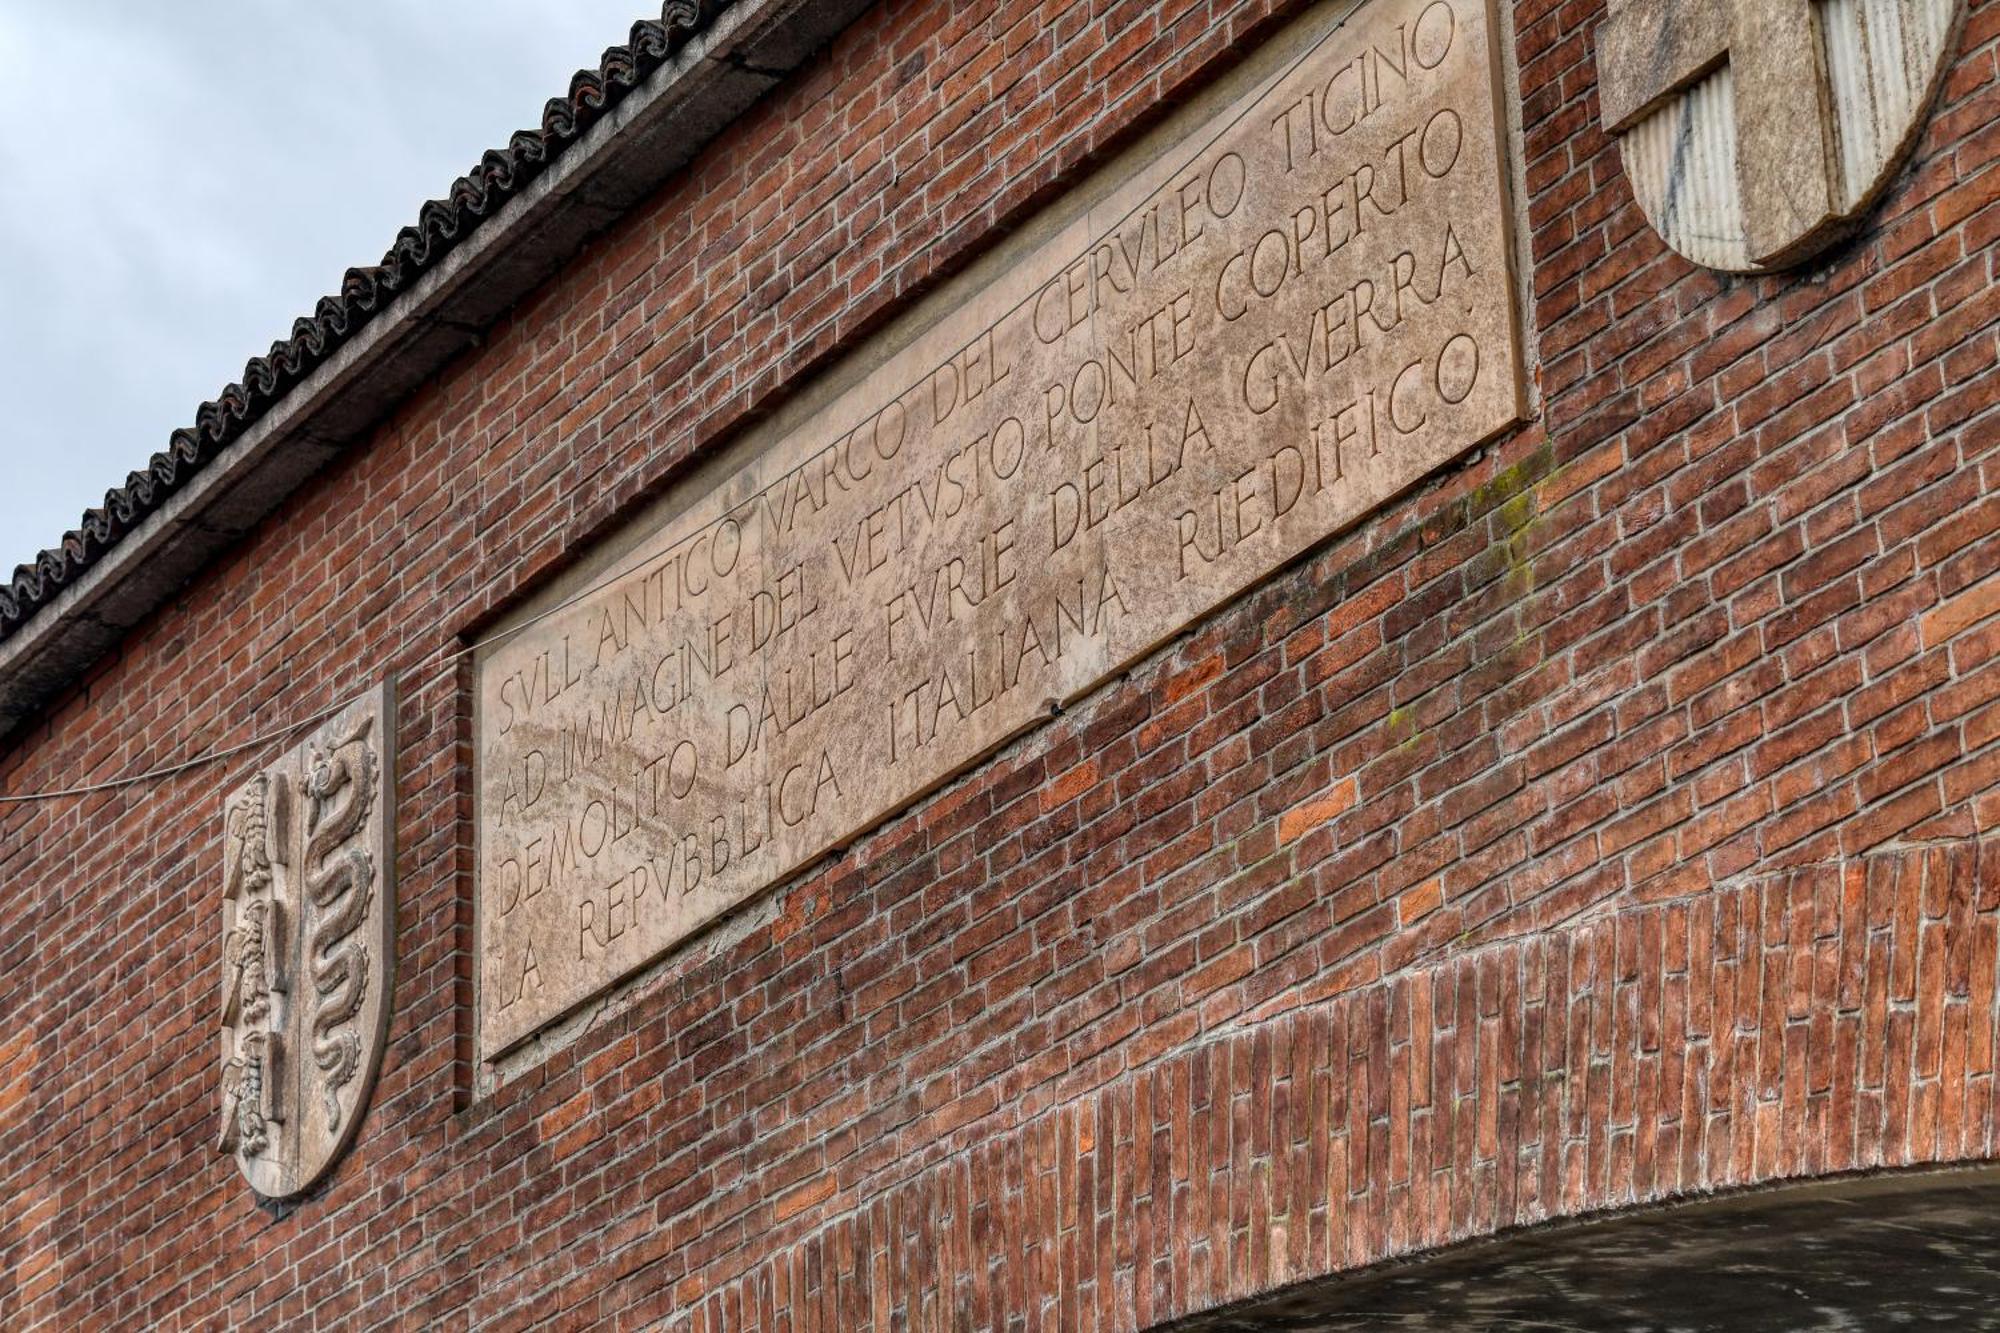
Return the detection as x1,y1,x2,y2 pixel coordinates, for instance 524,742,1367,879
1596,0,1965,272
218,683,395,1198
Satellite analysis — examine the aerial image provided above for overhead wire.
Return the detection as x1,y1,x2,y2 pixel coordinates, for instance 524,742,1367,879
0,0,1372,807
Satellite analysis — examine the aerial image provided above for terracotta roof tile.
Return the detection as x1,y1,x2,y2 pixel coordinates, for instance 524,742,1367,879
0,0,728,643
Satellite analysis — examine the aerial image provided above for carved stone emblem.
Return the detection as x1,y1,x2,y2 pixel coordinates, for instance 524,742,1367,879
1597,0,1964,272
218,683,394,1198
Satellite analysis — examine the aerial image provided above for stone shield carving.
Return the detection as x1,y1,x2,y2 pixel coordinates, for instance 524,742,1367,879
218,683,395,1198
1596,0,1964,272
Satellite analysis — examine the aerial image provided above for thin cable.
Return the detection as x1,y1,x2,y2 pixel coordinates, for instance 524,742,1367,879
0,3,1370,807
0,697,354,803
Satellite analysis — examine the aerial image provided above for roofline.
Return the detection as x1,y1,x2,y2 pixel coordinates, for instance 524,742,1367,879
0,0,872,741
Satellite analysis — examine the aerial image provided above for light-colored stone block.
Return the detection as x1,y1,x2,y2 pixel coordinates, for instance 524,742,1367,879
474,0,1526,1058
219,683,395,1198
1597,0,1964,271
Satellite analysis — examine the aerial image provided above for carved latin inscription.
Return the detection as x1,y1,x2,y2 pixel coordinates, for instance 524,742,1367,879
218,684,395,1198
476,0,1526,1057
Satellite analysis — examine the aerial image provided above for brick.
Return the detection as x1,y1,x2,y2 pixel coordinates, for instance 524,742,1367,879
1922,572,2000,648
1277,777,1361,847
2,0,1997,1328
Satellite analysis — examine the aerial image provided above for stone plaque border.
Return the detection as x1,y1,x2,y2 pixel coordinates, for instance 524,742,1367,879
471,0,1531,1072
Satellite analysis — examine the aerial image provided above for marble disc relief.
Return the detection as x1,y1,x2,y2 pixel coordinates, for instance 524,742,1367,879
475,0,1529,1058
218,683,395,1199
1597,0,1965,273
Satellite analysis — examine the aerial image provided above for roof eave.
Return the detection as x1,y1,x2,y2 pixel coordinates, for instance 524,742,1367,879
0,0,873,742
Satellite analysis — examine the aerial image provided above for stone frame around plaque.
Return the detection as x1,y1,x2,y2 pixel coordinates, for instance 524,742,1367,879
469,0,1536,1079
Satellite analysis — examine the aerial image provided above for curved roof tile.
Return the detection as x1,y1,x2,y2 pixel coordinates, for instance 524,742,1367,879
0,0,725,642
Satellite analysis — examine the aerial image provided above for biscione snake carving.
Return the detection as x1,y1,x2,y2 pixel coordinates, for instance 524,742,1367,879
217,684,394,1199
304,714,377,1129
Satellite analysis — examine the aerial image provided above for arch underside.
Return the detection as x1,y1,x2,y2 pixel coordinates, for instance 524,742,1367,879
1169,1166,2000,1330
656,839,2000,1331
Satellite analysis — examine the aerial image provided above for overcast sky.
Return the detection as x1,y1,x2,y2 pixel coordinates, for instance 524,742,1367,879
0,1,660,567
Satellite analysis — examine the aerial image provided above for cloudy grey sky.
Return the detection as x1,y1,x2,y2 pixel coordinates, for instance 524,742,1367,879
0,1,659,567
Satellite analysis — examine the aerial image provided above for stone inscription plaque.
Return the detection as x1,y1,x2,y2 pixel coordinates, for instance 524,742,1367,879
476,0,1525,1056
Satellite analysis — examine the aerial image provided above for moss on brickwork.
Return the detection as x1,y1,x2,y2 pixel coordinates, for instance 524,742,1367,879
1469,437,1556,523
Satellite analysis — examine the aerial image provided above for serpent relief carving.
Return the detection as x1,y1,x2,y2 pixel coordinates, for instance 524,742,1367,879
303,716,376,1128
217,685,394,1199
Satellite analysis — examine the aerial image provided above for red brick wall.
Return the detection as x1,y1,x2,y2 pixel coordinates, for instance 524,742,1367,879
2,0,1997,1327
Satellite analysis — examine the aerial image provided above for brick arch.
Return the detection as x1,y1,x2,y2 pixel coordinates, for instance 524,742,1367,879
1166,1164,2000,1329
631,839,1998,1332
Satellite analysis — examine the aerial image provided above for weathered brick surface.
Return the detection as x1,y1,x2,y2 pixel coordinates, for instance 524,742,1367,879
1,0,1997,1328
663,842,2000,1332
